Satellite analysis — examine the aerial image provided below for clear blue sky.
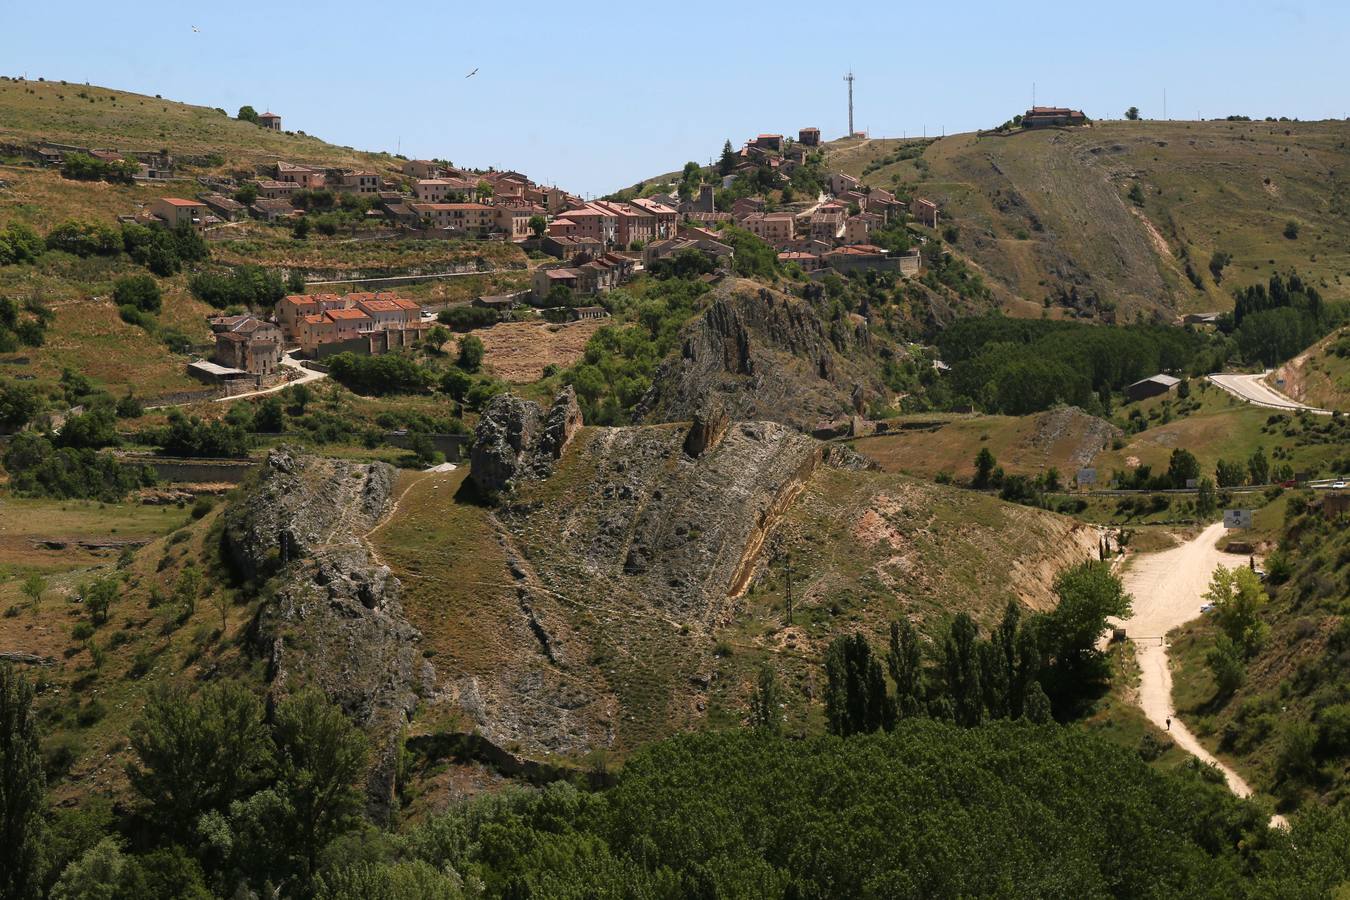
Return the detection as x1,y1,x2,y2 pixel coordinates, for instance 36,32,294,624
5,1,1347,196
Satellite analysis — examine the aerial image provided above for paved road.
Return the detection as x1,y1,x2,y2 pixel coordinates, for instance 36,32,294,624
1207,371,1332,415
1111,522,1288,828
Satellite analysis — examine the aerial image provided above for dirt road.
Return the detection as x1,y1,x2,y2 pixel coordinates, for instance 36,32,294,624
1113,522,1288,827
210,352,326,403
1208,372,1332,415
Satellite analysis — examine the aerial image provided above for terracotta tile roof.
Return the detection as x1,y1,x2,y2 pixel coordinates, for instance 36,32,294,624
827,244,886,256
326,308,370,321
159,197,204,207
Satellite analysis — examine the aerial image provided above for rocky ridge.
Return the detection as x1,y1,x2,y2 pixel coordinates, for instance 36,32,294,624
223,448,429,818
638,279,890,431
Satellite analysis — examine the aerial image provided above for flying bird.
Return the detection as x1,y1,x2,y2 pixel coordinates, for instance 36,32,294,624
191,25,200,32
465,68,478,78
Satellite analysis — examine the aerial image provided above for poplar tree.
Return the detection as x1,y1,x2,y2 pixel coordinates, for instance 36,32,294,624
943,614,984,727
887,619,926,720
0,665,45,900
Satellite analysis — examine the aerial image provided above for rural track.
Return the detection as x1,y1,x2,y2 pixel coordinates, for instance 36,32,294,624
145,351,325,410
1110,522,1288,829
1207,372,1332,416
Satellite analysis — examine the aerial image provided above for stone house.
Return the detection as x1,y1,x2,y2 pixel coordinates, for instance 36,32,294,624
910,197,939,228
198,193,246,221
741,212,796,246
828,172,860,195
401,159,443,179
251,199,301,222
275,161,326,188
337,171,380,194
258,112,282,131
210,316,282,375
254,180,300,200
809,210,846,242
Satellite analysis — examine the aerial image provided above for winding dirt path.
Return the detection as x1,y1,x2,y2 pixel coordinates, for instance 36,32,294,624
1112,522,1288,827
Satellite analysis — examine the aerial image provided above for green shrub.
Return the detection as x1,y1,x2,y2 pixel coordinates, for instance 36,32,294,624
113,274,163,313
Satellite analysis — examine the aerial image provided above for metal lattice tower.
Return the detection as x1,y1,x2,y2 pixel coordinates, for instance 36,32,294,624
844,71,855,136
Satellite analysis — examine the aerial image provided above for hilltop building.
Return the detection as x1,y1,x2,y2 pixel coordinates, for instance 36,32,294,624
1022,107,1088,128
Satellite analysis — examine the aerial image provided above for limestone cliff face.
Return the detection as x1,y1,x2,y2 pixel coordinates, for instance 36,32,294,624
223,449,428,820
638,279,886,431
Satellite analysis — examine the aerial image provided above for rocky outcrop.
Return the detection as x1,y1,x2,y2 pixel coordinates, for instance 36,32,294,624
1029,406,1122,469
224,448,426,821
682,403,729,458
638,279,887,431
470,387,582,496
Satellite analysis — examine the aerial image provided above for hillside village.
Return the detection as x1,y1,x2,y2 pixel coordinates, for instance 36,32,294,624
3,68,1350,899
22,114,952,387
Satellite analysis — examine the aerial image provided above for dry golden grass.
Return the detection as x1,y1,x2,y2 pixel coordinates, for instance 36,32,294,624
474,319,603,383
0,78,387,170
831,119,1350,319
855,408,1112,480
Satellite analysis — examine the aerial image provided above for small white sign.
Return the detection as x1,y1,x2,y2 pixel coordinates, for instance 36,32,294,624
1077,467,1097,486
1186,478,1199,489
1223,509,1253,529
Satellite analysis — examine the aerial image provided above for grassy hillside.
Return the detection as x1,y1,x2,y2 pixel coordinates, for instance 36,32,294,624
855,406,1119,481
0,78,384,169
0,497,259,806
1269,325,1350,411
832,119,1350,321
0,79,533,401
859,380,1350,491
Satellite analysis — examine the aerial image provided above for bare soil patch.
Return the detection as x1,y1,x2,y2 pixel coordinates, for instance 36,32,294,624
466,319,604,383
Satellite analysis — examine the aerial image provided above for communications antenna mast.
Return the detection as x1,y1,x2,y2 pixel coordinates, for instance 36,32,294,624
844,71,855,136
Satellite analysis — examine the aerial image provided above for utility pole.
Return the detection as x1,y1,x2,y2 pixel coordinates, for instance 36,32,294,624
844,70,855,136
784,552,793,626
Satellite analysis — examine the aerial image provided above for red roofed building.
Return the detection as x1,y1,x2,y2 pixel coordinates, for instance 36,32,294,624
149,197,207,230
629,197,678,239
298,308,373,357
276,293,344,341
258,112,282,131
408,202,496,236
353,295,421,330
551,205,618,246
1022,106,1087,128
413,178,479,202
